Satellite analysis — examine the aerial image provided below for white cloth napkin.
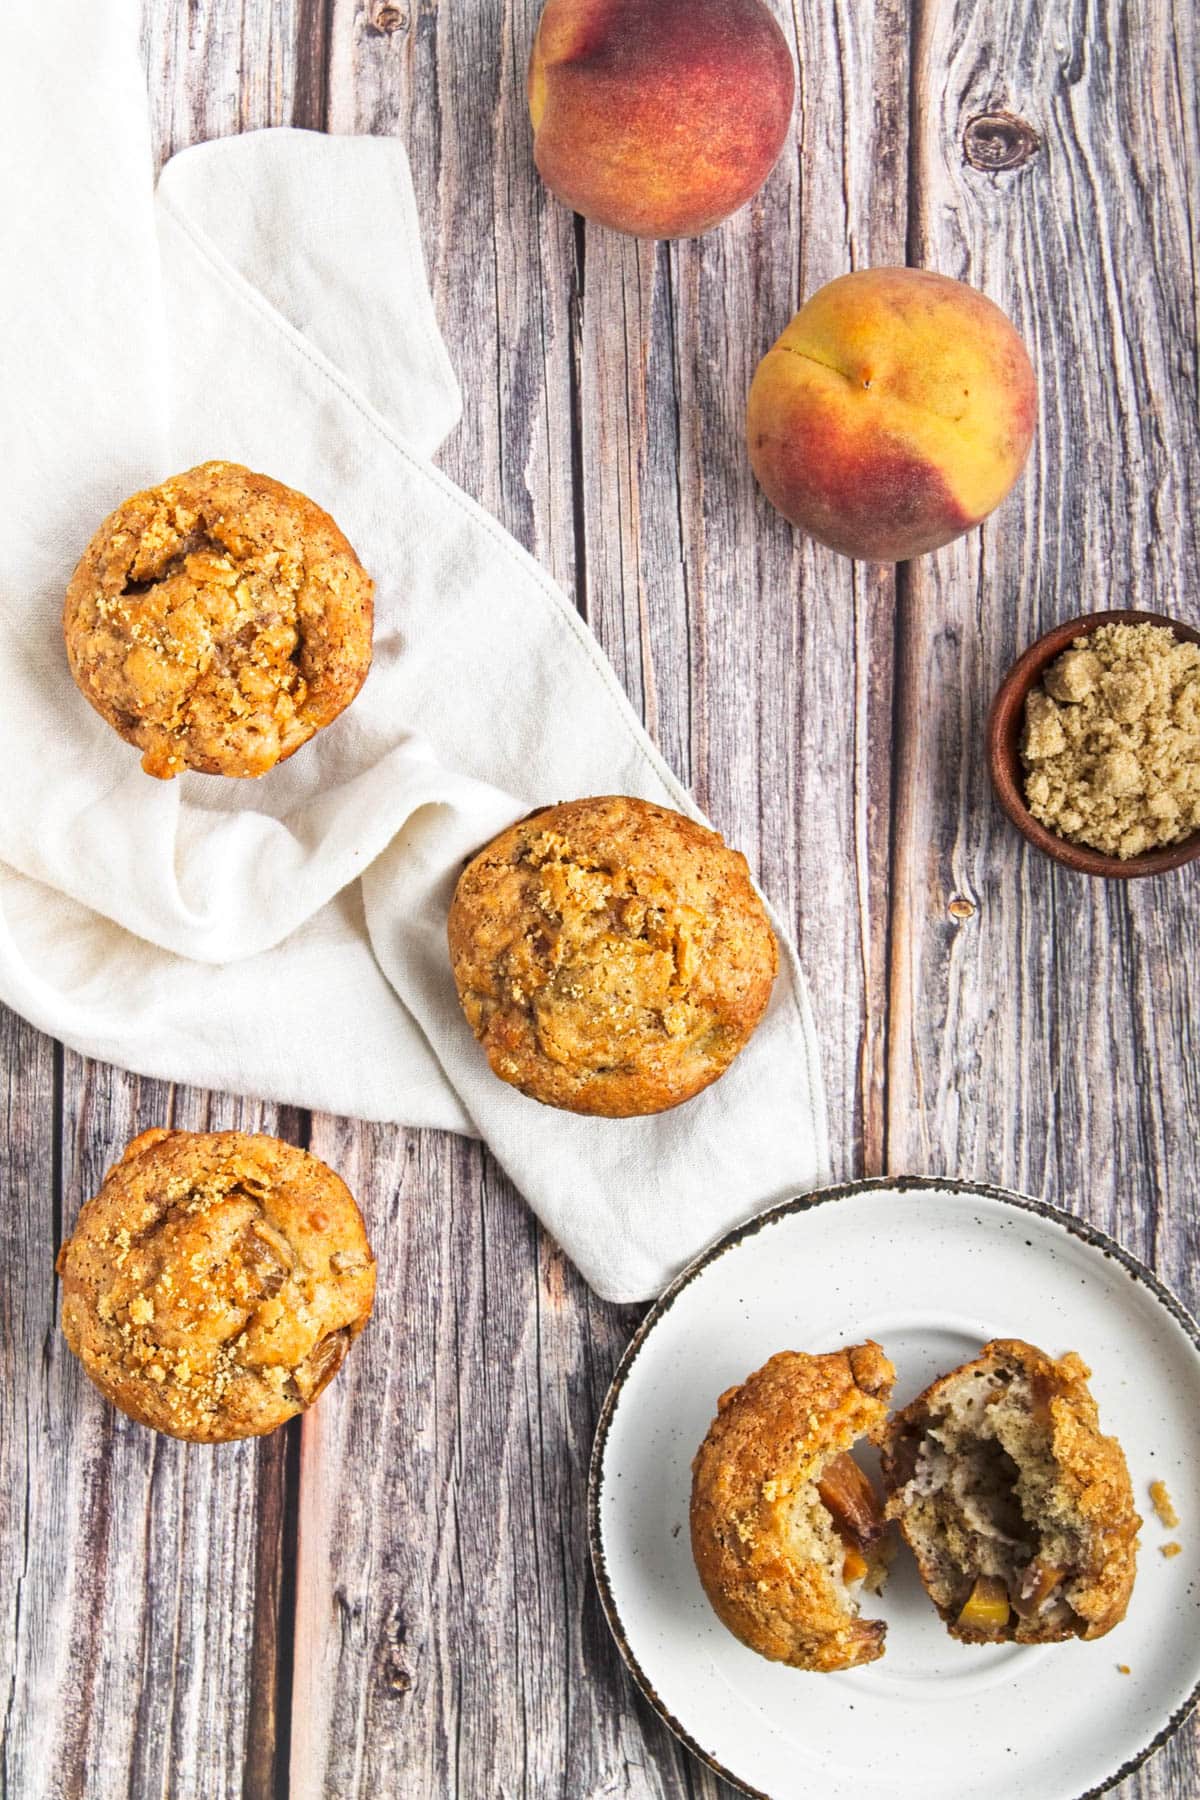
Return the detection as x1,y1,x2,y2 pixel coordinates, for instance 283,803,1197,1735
0,0,828,1301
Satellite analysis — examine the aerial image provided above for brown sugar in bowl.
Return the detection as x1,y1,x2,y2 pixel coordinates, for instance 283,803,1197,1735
986,609,1200,878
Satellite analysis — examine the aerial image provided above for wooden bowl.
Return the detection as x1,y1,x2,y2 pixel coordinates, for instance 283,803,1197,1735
986,609,1200,878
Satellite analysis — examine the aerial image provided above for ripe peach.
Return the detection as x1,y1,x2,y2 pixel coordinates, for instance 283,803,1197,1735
527,0,795,239
746,269,1037,562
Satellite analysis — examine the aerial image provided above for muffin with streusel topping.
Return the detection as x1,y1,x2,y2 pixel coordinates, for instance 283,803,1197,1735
63,461,373,778
56,1129,375,1441
447,795,778,1117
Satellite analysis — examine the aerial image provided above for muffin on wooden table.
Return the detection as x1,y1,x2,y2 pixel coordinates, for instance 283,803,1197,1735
447,795,778,1117
57,1129,376,1441
63,460,373,778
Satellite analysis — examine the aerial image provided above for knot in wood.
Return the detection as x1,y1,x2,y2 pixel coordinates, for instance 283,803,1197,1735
367,1,408,32
948,896,976,921
962,113,1040,172
377,1603,413,1693
383,1655,413,1694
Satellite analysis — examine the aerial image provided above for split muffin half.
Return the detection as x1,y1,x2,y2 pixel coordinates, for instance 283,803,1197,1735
881,1338,1140,1643
689,1342,895,1671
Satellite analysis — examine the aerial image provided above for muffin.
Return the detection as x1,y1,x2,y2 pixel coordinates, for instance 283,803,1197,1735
689,1343,896,1671
881,1339,1140,1643
57,1129,376,1441
63,461,374,778
447,796,778,1117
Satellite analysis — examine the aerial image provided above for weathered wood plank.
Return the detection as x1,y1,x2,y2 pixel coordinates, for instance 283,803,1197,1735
293,1119,693,1797
140,0,303,171
893,1,1200,1794
323,0,581,586
0,1011,58,1798
299,0,708,1787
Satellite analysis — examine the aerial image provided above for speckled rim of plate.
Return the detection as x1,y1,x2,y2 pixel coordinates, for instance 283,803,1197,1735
587,1176,1200,1800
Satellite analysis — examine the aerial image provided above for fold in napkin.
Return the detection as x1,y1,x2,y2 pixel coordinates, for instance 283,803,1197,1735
0,1,828,1301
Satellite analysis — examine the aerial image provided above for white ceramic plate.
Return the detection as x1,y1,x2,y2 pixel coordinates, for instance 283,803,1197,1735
589,1179,1200,1800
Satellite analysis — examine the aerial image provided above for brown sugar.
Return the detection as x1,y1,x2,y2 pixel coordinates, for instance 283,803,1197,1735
1021,622,1200,858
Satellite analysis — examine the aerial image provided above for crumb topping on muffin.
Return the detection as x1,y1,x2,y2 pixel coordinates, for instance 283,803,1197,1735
447,795,778,1116
57,1129,375,1441
63,460,373,778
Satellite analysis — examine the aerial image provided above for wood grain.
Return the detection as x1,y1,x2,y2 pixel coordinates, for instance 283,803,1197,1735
2,0,1197,1794
0,1013,57,1796
140,0,304,170
892,1,1200,1790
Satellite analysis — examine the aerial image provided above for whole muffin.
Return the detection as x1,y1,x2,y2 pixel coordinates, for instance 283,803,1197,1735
690,1343,896,1671
447,795,779,1116
57,1129,376,1441
63,461,374,778
881,1339,1140,1643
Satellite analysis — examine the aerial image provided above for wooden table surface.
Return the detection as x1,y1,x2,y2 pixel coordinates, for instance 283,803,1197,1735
3,1,1199,1795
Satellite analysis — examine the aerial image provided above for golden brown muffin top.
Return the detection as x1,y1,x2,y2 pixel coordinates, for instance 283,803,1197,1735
882,1337,1141,1643
690,1344,896,1671
57,1129,376,1442
447,796,778,1117
63,461,373,778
